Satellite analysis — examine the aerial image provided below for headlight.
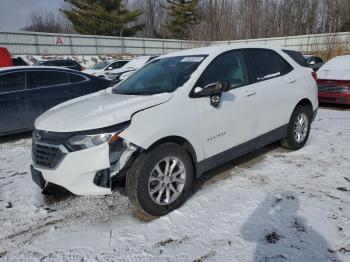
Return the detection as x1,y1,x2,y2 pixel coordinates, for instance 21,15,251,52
66,133,115,151
119,73,129,81
65,122,130,152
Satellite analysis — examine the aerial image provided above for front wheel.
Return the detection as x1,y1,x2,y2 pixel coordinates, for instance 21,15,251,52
281,105,312,150
126,143,194,217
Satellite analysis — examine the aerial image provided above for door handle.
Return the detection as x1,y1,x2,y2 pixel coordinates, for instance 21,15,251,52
287,77,296,83
15,96,26,100
245,91,256,97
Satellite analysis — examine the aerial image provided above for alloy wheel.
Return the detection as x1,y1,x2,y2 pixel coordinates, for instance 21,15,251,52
294,113,309,143
148,157,186,206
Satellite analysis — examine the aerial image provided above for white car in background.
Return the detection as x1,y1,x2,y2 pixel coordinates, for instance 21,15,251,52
84,60,130,78
31,45,318,216
105,56,157,83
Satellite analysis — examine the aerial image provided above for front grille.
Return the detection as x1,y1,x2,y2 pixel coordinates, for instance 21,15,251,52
32,142,64,169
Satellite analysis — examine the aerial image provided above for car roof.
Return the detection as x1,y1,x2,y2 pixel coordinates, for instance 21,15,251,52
158,44,295,59
0,65,75,71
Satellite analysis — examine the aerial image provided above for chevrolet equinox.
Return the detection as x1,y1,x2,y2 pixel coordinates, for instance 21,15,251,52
31,45,318,216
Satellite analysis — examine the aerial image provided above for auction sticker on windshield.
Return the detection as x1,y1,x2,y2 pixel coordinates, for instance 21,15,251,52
181,57,205,62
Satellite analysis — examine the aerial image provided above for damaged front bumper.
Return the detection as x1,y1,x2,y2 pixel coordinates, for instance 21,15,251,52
31,138,138,195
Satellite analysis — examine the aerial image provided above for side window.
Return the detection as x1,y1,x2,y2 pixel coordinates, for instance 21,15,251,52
196,51,248,88
110,61,127,69
69,73,87,83
31,71,69,88
283,50,308,67
66,61,76,66
0,72,25,93
246,49,293,82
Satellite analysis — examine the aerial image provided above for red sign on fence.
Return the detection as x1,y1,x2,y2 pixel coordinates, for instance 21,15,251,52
56,37,63,45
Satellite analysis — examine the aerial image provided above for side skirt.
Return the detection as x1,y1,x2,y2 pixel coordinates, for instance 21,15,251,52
197,125,288,176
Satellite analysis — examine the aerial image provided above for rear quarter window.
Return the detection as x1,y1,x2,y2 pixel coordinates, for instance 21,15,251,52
69,73,87,83
283,50,308,67
0,72,25,93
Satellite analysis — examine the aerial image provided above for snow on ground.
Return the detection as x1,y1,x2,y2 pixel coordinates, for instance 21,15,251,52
0,108,350,262
18,55,135,68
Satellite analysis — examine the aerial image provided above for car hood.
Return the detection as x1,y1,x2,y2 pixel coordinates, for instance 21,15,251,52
317,69,350,80
35,90,173,132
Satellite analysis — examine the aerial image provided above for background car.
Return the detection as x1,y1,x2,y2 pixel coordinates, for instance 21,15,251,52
105,56,157,84
0,47,13,68
0,66,111,136
317,55,350,105
12,57,28,66
304,55,324,71
83,59,130,78
34,59,84,71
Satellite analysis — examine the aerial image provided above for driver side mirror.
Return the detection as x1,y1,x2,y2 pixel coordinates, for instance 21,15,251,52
106,66,113,70
194,81,230,97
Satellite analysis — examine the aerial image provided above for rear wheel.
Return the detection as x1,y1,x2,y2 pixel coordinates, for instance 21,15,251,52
281,105,312,150
126,143,193,217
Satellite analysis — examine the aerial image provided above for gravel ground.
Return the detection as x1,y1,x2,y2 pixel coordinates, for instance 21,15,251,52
0,107,349,262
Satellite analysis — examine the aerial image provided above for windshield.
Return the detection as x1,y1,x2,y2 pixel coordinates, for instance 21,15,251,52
92,61,111,70
113,55,207,95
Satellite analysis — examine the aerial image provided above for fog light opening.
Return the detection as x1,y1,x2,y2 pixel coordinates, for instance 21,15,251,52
93,169,111,188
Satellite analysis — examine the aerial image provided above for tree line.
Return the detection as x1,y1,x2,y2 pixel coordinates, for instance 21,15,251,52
22,0,350,41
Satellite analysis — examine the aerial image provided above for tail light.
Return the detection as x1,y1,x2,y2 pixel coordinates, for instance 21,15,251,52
318,79,350,93
311,72,317,81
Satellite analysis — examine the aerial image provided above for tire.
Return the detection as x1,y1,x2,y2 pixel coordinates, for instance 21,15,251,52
281,105,312,150
126,143,194,217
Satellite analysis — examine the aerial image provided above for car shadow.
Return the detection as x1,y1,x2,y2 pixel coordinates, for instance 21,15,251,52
0,131,32,144
240,191,338,262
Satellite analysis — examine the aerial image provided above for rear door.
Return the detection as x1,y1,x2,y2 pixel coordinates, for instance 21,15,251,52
0,71,28,134
243,49,295,136
25,70,72,127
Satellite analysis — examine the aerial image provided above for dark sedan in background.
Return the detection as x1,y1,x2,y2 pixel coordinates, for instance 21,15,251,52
34,59,84,71
0,66,111,136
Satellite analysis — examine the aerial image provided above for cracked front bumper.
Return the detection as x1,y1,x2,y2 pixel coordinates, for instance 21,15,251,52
32,143,112,195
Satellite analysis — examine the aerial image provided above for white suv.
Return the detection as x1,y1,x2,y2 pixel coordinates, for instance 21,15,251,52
31,45,318,216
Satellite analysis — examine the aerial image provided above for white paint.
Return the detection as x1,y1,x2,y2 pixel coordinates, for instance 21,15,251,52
0,109,349,261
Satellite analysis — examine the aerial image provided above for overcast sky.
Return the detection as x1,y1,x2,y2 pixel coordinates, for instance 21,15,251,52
0,0,64,31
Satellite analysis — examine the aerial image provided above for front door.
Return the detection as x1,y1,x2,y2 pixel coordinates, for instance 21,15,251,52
193,50,259,159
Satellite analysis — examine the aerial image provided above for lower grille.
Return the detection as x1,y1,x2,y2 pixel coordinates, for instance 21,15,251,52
32,143,64,169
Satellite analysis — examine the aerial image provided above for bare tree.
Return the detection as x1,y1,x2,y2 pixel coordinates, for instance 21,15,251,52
22,11,74,34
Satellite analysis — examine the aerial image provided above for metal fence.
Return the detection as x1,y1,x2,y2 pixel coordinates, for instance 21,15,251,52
214,32,350,53
0,31,208,56
0,31,349,56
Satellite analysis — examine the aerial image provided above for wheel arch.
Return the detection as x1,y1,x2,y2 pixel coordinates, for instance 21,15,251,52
294,98,314,118
147,136,200,178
